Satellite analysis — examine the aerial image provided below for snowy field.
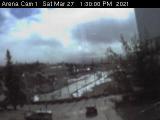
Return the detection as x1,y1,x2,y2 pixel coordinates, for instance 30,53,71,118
0,96,123,120
35,71,111,101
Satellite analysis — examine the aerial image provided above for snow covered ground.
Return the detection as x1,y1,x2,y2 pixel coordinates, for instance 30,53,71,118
35,71,111,101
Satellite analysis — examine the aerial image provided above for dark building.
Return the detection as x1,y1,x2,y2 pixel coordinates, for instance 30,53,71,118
135,8,160,67
135,8,160,40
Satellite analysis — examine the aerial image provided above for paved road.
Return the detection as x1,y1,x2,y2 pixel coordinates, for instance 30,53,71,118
0,95,123,120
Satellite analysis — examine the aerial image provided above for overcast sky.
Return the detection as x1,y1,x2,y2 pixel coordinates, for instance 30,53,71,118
0,8,137,64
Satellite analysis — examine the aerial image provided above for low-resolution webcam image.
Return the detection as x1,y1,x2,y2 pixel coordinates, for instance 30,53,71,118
0,8,160,120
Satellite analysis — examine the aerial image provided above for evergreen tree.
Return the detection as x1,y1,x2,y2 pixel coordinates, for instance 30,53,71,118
4,49,26,110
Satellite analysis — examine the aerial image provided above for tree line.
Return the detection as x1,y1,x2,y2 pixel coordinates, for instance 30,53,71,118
107,35,160,102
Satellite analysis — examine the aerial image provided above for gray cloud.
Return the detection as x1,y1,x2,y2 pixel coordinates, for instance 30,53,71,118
0,9,137,64
0,11,5,23
23,38,63,48
0,37,64,64
72,15,137,46
0,10,7,33
9,8,40,19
